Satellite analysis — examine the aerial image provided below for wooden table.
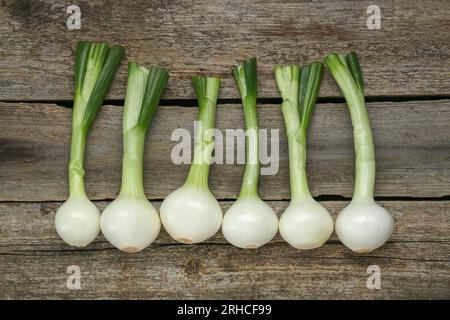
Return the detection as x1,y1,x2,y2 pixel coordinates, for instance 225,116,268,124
0,0,449,299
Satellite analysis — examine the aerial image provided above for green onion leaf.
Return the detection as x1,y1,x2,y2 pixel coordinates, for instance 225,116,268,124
74,42,90,97
80,43,109,105
68,41,124,198
232,57,257,106
325,53,361,105
185,76,221,189
232,57,259,198
123,62,169,133
80,45,125,130
137,67,169,131
123,62,150,131
298,62,324,133
344,52,364,92
192,76,220,107
325,51,375,201
273,65,300,109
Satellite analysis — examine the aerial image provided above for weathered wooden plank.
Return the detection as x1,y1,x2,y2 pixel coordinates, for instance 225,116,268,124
1,0,449,100
1,100,450,201
1,242,449,299
1,201,449,248
0,200,449,299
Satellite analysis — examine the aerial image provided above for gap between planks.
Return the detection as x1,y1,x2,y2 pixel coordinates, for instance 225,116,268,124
2,196,450,204
2,94,450,108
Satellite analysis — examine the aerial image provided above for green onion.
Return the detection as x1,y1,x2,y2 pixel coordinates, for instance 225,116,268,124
326,52,393,253
160,76,222,244
274,62,333,250
100,62,169,253
222,57,278,249
55,41,124,248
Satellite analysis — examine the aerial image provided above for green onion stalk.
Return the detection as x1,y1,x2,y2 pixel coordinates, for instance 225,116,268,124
325,52,393,253
222,57,278,249
100,62,169,253
55,42,124,247
274,62,333,249
160,76,223,244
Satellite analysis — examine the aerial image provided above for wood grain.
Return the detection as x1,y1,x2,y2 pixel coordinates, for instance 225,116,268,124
1,100,449,201
0,200,449,299
0,0,449,100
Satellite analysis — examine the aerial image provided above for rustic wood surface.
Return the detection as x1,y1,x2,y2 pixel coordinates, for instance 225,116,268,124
0,100,449,201
0,0,449,300
1,200,449,299
0,0,449,100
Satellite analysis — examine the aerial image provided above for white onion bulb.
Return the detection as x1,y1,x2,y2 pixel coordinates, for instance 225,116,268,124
279,199,333,249
100,196,161,253
222,197,278,249
335,201,394,253
55,197,100,247
160,185,222,244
